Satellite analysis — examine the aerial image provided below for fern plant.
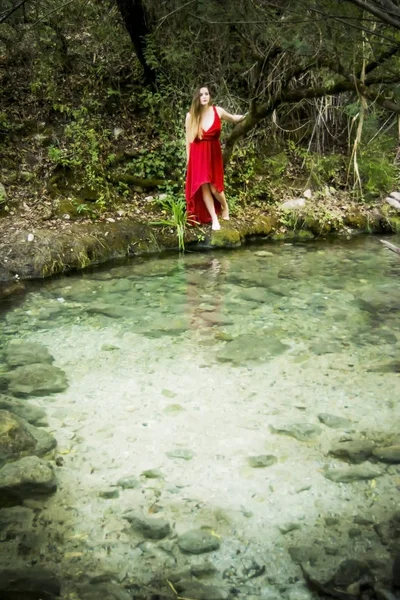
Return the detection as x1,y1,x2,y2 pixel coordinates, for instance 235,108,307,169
153,195,187,252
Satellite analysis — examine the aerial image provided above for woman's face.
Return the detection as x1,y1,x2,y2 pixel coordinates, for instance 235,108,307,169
199,87,210,107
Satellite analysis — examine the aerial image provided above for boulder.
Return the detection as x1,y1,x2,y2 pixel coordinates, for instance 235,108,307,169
0,410,36,466
281,198,306,209
0,455,57,503
385,197,400,210
328,440,375,464
0,568,61,599
2,363,68,396
5,340,54,367
0,394,47,425
178,529,220,554
0,410,56,467
123,512,171,540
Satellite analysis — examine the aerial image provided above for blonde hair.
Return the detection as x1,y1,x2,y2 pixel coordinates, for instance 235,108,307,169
187,86,211,143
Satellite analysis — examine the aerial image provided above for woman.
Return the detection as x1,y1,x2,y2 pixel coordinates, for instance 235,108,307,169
185,86,245,231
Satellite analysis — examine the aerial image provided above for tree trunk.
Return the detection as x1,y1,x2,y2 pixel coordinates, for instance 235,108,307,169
115,0,156,87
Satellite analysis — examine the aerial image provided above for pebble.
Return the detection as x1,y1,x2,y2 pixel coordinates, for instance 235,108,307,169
178,529,221,554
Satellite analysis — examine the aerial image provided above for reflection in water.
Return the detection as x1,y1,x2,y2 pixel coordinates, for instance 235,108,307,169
185,257,229,332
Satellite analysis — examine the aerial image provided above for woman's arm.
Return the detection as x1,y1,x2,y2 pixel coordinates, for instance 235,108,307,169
217,107,246,123
185,113,191,164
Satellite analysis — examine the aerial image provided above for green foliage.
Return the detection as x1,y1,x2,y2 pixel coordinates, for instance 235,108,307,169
357,147,398,201
48,106,113,210
152,194,187,252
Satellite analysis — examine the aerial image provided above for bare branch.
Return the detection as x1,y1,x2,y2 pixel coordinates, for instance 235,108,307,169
0,0,29,24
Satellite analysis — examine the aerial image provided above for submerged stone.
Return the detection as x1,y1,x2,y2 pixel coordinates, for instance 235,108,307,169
0,394,47,426
248,455,277,468
270,423,322,442
3,363,68,397
178,529,221,554
0,568,61,599
0,455,57,502
323,464,383,483
0,410,36,466
5,340,54,367
117,476,140,489
175,581,229,600
86,303,136,319
373,445,400,463
123,512,171,539
166,448,194,461
317,413,352,430
328,440,375,464
217,333,289,364
77,582,132,600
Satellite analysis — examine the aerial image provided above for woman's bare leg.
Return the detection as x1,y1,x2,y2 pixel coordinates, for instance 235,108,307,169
201,183,220,230
210,185,229,220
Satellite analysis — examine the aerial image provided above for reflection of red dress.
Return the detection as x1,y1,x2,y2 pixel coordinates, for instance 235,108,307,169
185,106,224,224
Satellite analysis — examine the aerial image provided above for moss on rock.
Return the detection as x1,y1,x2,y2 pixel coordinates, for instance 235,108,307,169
210,227,242,247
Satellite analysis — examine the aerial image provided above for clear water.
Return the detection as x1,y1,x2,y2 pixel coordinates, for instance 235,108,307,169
1,236,399,597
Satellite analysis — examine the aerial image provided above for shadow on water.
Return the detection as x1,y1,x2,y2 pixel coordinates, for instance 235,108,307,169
0,234,399,599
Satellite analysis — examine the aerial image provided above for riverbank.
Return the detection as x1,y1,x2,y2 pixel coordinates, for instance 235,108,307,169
1,192,399,297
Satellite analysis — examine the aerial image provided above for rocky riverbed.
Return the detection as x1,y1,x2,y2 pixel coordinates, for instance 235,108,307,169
0,239,399,600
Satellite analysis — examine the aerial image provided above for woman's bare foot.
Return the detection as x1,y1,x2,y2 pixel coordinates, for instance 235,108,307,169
221,205,230,220
212,218,221,231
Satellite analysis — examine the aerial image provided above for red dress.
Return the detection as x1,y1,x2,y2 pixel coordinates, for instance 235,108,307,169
185,106,224,224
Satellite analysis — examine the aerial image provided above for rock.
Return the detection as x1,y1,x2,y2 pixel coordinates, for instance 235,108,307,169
0,456,57,503
0,568,61,599
374,512,400,546
0,409,37,466
373,445,400,464
288,545,320,566
175,581,229,600
117,476,140,489
323,464,384,483
86,303,135,319
393,553,400,587
5,341,54,368
248,455,277,468
317,413,352,429
286,584,313,600
328,440,375,464
123,513,171,539
254,250,274,257
332,559,372,587
166,448,194,460
0,394,47,425
3,363,68,396
77,582,132,600
98,488,119,499
303,189,312,199
0,181,6,203
178,529,221,554
279,522,301,534
385,196,400,210
270,423,322,442
25,420,57,457
141,468,164,479
240,287,268,303
281,198,306,209
217,333,289,364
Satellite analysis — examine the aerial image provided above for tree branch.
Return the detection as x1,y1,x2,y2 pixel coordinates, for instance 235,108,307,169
223,73,400,165
345,0,400,29
0,0,29,24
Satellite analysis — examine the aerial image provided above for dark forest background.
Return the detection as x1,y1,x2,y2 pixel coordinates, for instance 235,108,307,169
2,0,400,221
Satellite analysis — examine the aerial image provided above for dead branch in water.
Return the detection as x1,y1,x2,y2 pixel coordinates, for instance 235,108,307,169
380,240,400,255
